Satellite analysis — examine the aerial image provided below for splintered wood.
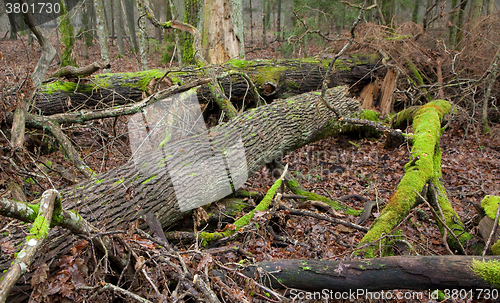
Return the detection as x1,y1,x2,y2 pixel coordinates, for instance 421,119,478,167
379,68,398,117
360,80,379,110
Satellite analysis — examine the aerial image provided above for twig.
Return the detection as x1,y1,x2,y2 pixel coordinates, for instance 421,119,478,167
193,275,221,303
215,261,289,302
414,188,466,255
278,203,368,232
78,283,153,303
319,0,368,118
482,203,500,256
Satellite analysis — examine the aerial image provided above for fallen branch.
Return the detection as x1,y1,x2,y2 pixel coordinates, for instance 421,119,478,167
0,189,58,303
48,61,111,79
197,165,289,244
278,204,368,233
241,256,498,292
358,100,471,257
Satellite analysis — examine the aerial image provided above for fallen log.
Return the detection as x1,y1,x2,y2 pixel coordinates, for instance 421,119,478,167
241,256,499,293
1,86,360,300
33,56,381,115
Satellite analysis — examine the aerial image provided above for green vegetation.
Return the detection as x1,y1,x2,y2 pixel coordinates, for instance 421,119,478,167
471,259,500,288
358,100,470,257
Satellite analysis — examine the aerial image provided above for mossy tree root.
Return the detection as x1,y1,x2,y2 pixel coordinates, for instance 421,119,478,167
358,100,471,257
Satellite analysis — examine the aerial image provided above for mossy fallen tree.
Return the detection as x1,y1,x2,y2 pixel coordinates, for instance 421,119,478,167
241,256,500,293
1,87,360,299
358,100,472,257
34,55,381,115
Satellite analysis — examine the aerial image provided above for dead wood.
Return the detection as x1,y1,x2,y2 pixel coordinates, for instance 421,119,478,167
48,61,111,79
241,256,498,292
1,87,359,300
34,56,381,115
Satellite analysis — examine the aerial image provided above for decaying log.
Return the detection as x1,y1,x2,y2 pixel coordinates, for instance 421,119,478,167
1,87,360,300
33,56,381,115
242,256,499,292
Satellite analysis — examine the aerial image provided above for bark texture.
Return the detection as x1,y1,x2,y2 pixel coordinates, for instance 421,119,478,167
242,256,498,291
2,87,359,300
34,56,381,115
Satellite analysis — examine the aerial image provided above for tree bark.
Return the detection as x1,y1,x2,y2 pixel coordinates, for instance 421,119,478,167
113,0,126,56
137,0,149,70
201,0,244,63
1,87,359,300
34,56,381,115
124,0,139,52
241,256,498,292
94,0,110,69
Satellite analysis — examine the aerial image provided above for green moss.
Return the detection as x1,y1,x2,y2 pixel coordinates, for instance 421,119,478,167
481,195,500,220
199,177,284,245
29,211,50,240
141,175,157,185
41,80,79,94
358,100,459,255
252,65,288,87
285,177,359,215
94,179,105,184
491,241,500,255
227,59,250,69
471,259,500,288
360,109,380,121
113,178,125,186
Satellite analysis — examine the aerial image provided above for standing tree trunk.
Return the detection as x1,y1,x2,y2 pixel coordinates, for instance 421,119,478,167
449,0,459,49
201,0,245,64
381,0,395,26
469,0,484,30
455,0,469,49
81,1,94,59
276,0,281,40
412,0,420,23
59,0,77,67
124,0,139,52
113,0,126,56
7,13,18,39
94,0,110,70
103,0,114,42
249,0,254,44
486,0,495,14
137,0,149,70
182,0,200,64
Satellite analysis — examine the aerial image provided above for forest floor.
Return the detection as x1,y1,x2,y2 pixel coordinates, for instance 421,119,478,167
1,29,500,302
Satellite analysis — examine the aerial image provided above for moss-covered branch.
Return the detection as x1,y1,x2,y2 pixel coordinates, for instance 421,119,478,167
35,56,380,115
358,100,471,257
0,190,58,303
197,165,288,245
